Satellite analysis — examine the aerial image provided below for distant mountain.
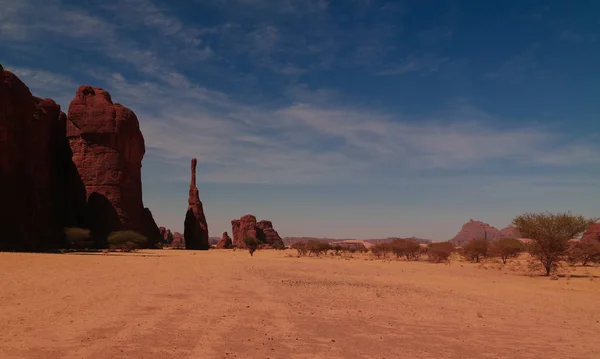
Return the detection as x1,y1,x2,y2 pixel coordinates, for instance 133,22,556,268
450,219,520,246
282,236,433,246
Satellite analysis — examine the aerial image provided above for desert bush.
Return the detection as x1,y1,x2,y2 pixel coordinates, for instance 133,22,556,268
244,236,260,256
426,242,455,263
371,243,392,258
490,238,524,264
64,227,94,249
107,231,148,252
291,242,309,256
463,239,489,263
271,242,285,250
513,212,594,276
332,245,343,255
390,239,422,260
566,241,600,266
306,240,331,256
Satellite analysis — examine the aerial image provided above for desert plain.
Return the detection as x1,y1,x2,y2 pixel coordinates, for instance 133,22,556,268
1,250,599,359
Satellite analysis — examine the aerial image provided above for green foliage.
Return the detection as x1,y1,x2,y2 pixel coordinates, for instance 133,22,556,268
244,236,260,256
513,212,594,275
64,227,94,249
427,242,455,263
107,231,148,252
371,243,392,258
463,239,489,263
490,238,524,264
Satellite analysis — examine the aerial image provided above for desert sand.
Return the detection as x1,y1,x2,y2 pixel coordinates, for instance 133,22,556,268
1,250,599,359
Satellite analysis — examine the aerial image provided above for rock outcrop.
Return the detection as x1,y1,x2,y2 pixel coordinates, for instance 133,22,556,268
216,232,233,249
67,85,159,246
183,158,209,250
0,66,83,251
582,222,600,243
231,214,284,248
159,227,174,245
450,219,502,246
499,226,520,238
170,232,185,249
257,220,283,245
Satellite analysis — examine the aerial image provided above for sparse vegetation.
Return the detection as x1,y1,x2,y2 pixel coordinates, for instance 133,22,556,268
463,239,489,263
513,211,595,276
490,238,524,264
107,231,148,252
566,241,600,266
64,227,94,249
389,239,422,260
271,242,285,250
426,242,454,263
244,236,260,256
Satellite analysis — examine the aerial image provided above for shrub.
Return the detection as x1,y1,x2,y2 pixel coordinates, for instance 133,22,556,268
306,240,331,256
390,239,422,260
427,242,454,263
291,242,309,256
371,243,392,258
244,236,260,256
107,231,148,252
463,239,489,263
513,212,594,276
332,245,343,255
271,242,285,250
566,241,600,266
490,238,524,264
64,227,94,249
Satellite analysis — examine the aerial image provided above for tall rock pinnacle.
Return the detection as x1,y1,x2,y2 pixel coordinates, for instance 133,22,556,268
183,158,209,249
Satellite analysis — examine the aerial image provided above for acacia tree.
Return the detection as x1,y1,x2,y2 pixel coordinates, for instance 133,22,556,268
463,239,489,263
244,236,260,256
490,238,524,264
512,212,594,276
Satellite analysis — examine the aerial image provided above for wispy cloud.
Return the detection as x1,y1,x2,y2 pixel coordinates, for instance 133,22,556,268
376,54,449,76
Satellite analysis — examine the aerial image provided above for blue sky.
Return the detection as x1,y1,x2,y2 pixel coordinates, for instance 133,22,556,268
2,0,599,240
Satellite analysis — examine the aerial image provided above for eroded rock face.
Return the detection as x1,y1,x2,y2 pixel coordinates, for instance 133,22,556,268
450,219,502,246
231,215,283,248
67,85,158,245
499,226,520,238
159,227,174,245
257,220,283,246
0,66,81,251
582,223,600,243
183,158,209,250
216,232,233,249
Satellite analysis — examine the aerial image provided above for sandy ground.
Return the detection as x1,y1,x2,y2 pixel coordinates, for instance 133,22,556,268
1,250,599,359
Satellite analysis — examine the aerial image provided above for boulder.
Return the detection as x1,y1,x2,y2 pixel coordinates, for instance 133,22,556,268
582,222,600,243
183,158,209,250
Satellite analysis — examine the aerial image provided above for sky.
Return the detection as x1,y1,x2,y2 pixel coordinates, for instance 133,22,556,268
2,0,599,240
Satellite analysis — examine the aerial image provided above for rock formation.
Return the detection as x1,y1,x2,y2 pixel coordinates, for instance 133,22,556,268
231,214,284,248
67,85,160,247
257,220,283,245
0,65,83,251
159,227,174,245
582,221,600,243
183,158,209,250
216,232,233,249
450,219,503,246
170,232,185,249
